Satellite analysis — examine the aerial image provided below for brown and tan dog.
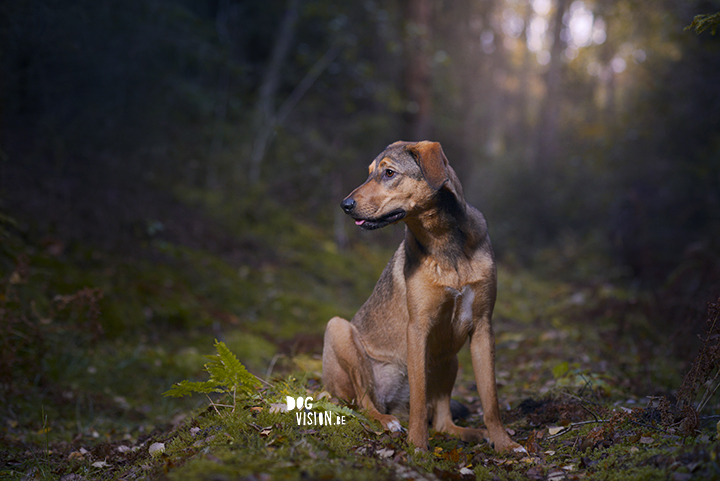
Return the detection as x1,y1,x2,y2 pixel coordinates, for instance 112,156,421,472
322,140,523,452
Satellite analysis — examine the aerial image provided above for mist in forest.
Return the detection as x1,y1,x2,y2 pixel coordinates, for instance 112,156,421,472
1,0,719,334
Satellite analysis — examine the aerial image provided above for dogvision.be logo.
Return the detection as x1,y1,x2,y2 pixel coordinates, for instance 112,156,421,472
286,396,347,427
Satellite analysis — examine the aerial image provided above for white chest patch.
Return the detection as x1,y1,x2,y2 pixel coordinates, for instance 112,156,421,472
446,285,475,327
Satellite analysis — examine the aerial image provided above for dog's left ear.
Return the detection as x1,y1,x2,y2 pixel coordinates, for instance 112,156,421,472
409,141,464,203
408,141,448,190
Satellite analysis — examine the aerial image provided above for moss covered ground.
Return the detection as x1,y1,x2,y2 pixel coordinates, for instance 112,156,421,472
1,191,718,480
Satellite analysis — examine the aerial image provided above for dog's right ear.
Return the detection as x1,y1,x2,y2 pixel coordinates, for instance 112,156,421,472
407,141,449,191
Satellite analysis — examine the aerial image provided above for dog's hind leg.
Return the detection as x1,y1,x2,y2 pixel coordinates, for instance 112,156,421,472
322,317,403,432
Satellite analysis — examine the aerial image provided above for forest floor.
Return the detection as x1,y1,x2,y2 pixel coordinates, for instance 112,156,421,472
1,187,719,481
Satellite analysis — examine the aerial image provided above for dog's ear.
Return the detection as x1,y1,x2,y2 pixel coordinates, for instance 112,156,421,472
408,141,449,190
408,141,465,206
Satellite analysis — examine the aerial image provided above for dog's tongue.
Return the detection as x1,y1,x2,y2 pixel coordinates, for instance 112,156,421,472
355,219,365,226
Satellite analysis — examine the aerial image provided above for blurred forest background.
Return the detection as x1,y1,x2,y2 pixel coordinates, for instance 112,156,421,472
1,0,720,475
3,0,719,333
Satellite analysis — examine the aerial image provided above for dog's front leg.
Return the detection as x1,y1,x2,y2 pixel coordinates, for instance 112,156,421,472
406,318,429,450
470,317,522,453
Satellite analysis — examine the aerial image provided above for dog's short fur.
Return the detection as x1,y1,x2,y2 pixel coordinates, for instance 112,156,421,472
322,141,522,452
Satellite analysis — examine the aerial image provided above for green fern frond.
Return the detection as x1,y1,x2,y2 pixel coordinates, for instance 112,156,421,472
163,380,225,398
687,12,720,35
163,340,259,404
206,340,259,396
312,397,364,422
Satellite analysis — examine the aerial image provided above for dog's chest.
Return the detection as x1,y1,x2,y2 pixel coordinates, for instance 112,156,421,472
445,285,475,331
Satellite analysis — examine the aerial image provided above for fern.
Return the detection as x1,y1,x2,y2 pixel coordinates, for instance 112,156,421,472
312,396,366,423
164,340,260,411
687,12,720,35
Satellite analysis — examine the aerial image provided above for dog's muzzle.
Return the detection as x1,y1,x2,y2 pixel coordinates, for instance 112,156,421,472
341,197,405,230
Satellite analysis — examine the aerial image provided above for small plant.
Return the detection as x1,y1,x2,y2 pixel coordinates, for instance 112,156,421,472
164,340,260,412
687,12,720,35
660,295,720,434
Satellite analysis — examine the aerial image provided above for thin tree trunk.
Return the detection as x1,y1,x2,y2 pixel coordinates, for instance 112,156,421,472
250,0,300,183
534,0,568,168
518,0,534,163
404,0,433,141
207,0,231,189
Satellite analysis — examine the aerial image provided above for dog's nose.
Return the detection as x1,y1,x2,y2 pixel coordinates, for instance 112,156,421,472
341,198,356,213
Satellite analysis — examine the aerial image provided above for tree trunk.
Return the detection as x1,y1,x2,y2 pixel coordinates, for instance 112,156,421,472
534,0,568,169
249,0,300,183
404,0,433,141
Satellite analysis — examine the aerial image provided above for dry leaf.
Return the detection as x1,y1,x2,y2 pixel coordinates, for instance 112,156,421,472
376,448,394,458
548,426,565,435
68,451,84,461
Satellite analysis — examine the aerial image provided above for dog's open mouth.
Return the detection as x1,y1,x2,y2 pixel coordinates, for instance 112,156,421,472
353,209,406,230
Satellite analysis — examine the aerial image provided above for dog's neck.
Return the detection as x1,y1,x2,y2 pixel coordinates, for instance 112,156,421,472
403,192,479,266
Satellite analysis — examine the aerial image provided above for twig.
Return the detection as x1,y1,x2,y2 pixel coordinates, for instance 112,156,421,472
547,419,608,439
579,400,602,423
266,353,282,379
697,369,720,413
206,394,221,415
561,391,603,422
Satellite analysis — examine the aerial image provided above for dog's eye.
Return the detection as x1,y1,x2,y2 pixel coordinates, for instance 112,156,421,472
384,169,395,179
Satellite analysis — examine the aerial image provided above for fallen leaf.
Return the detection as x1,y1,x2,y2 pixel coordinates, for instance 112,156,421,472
376,448,394,458
548,426,565,436
548,470,565,481
639,436,654,444
269,403,287,414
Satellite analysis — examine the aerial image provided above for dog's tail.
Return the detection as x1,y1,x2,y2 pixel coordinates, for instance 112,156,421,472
450,399,471,421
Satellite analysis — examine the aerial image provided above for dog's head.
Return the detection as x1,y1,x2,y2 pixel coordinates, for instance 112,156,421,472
341,141,465,230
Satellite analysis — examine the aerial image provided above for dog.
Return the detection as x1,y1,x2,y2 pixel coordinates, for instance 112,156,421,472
322,140,522,452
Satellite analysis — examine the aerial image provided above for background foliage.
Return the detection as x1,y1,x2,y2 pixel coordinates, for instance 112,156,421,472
1,0,720,479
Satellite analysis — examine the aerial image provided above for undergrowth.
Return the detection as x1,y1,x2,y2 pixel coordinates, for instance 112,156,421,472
2,196,720,480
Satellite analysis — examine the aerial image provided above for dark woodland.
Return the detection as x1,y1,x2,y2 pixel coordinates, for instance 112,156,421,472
1,0,720,479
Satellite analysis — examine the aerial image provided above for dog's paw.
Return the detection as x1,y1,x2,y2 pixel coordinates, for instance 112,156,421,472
489,434,526,454
387,420,404,433
512,444,528,455
497,441,526,455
